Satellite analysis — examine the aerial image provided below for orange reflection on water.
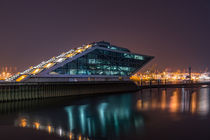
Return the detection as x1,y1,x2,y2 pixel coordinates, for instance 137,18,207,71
136,99,142,111
191,92,197,114
161,90,167,110
78,135,82,140
34,122,40,130
143,101,149,110
47,125,52,133
170,91,179,112
69,132,73,139
198,88,209,116
151,94,157,109
19,118,27,127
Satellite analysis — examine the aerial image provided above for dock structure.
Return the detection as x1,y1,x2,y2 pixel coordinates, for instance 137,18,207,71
1,41,154,102
0,81,139,102
0,80,209,102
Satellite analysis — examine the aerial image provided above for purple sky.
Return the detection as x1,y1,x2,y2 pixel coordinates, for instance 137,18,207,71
0,0,209,72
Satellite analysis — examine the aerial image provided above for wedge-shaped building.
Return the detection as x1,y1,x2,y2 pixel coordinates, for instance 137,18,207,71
6,41,153,82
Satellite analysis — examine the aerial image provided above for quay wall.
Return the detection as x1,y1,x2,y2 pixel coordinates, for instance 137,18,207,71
0,81,139,102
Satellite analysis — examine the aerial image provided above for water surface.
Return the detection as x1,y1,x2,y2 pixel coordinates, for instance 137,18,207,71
0,87,210,140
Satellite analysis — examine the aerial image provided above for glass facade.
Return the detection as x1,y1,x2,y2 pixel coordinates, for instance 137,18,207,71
51,49,152,76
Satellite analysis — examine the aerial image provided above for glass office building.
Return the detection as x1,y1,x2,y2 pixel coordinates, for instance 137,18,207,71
7,41,153,82
52,47,151,76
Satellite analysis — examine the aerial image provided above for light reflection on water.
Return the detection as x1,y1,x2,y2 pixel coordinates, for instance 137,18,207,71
136,88,210,116
0,87,210,140
14,94,144,140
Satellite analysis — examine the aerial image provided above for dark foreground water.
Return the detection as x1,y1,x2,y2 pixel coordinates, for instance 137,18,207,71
0,87,210,140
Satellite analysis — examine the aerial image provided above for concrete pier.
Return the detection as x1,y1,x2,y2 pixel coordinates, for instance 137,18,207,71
0,81,139,102
1,80,209,102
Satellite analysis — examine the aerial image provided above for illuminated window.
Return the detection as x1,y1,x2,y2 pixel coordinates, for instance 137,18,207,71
84,44,92,49
43,63,55,69
31,69,43,75
75,49,83,53
55,58,66,63
66,53,75,58
134,55,144,60
16,75,28,82
88,59,95,64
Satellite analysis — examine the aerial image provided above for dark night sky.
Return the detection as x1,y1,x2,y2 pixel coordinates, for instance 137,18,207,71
0,0,209,72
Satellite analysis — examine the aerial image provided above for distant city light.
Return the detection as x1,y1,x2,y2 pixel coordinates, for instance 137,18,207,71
130,71,210,82
0,71,12,80
0,66,16,80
